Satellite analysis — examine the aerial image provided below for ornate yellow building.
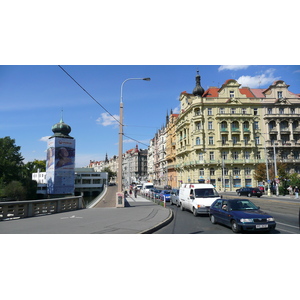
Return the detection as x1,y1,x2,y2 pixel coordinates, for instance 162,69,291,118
175,72,267,190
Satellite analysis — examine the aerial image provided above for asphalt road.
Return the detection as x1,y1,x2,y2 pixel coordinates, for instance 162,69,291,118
154,194,300,234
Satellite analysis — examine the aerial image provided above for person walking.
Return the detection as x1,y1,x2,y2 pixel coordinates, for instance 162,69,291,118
287,185,293,197
294,186,299,199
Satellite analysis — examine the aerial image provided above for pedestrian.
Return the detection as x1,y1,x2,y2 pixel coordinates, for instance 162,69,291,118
294,186,299,199
287,185,293,197
134,187,137,198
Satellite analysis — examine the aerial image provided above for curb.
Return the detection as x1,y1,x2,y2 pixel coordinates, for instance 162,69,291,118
139,208,174,234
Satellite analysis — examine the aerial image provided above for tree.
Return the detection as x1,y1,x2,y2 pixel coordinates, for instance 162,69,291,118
0,137,24,185
4,181,26,201
253,163,267,182
102,167,117,183
22,159,46,178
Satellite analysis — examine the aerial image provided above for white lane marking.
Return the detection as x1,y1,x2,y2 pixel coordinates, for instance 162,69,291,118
60,215,83,219
276,221,299,229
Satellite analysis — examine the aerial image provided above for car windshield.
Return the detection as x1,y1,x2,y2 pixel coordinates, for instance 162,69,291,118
162,190,170,194
194,188,219,198
229,200,259,211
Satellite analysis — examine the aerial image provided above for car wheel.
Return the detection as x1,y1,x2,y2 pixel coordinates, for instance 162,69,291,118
210,214,217,224
257,196,261,198
247,193,252,197
231,220,240,233
180,203,185,211
193,207,198,217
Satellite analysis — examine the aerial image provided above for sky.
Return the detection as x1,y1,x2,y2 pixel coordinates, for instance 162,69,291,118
1,65,300,167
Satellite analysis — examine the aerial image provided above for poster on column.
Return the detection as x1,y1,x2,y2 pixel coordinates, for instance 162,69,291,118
46,137,75,194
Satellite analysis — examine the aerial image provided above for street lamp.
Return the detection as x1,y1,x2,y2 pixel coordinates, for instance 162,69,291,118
260,133,271,196
116,77,151,207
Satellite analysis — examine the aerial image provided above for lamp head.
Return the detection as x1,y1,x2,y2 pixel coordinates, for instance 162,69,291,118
143,78,151,81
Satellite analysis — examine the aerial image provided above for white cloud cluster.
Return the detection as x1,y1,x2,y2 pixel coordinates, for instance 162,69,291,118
237,68,280,88
218,65,250,71
96,112,120,127
39,136,51,142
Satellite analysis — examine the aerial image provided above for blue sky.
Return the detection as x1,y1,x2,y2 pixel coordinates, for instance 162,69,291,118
1,65,300,167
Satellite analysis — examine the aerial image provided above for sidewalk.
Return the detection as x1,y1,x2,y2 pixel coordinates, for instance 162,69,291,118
0,190,173,234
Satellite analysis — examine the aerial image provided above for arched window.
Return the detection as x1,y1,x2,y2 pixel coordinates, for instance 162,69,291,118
195,137,201,145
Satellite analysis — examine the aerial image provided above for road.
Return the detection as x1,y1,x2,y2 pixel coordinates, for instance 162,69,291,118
154,193,300,234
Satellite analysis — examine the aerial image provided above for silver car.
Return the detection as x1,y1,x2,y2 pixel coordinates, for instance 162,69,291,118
170,188,180,207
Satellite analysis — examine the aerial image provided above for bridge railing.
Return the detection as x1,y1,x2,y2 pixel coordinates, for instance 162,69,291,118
0,195,85,221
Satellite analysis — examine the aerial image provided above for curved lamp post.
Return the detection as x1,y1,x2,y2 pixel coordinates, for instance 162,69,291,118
116,77,151,207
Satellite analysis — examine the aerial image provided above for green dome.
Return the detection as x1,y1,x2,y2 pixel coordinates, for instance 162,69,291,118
50,118,73,139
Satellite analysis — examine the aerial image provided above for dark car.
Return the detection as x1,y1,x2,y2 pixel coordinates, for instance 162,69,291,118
153,189,162,199
237,187,262,198
209,198,276,233
159,190,171,202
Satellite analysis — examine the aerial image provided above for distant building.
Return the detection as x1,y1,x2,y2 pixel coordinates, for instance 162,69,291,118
33,168,108,197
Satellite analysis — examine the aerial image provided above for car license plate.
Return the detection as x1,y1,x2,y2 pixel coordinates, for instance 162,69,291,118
256,224,268,229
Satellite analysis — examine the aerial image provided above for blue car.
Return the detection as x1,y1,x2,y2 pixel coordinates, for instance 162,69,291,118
159,190,171,202
209,199,276,233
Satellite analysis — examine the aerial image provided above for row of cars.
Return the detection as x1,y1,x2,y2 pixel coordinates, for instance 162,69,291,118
157,184,275,233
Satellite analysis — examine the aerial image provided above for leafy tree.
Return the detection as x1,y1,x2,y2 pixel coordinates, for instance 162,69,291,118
4,181,26,201
22,159,46,178
0,137,24,185
102,167,117,183
253,163,267,182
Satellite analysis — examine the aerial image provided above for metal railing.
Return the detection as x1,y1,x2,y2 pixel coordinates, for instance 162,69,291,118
0,195,85,221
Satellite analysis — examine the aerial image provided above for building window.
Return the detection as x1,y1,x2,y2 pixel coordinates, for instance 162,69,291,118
233,151,239,160
208,108,212,115
199,153,204,161
209,151,214,160
224,168,228,175
253,108,258,115
210,168,215,176
208,121,213,130
232,136,239,144
195,137,201,145
244,151,250,159
231,108,236,114
256,151,261,159
254,121,259,130
199,168,204,176
291,108,295,114
219,107,225,114
222,136,227,145
222,151,228,160
278,91,283,98
195,122,201,130
221,121,227,131
255,136,260,145
245,167,251,175
209,136,214,145
279,108,284,114
230,90,235,98
242,108,246,115
268,108,273,114
233,167,240,176
195,108,201,116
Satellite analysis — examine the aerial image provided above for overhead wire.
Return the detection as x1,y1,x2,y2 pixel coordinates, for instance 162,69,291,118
58,65,150,148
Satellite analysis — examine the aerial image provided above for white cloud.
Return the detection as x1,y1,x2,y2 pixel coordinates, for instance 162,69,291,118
173,105,180,114
39,136,51,142
218,65,250,71
237,68,280,88
96,112,120,127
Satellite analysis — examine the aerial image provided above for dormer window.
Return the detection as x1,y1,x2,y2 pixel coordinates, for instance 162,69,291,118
230,90,235,98
278,91,283,99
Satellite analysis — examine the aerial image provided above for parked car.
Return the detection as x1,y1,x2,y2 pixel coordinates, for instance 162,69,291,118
170,188,180,206
209,198,276,233
237,187,262,198
159,190,171,202
153,189,162,199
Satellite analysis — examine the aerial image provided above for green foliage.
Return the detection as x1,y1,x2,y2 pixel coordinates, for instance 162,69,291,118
101,167,117,182
0,136,24,185
4,181,26,201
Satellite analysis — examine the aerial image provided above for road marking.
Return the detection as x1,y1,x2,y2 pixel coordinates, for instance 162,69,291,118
276,221,299,229
60,215,83,219
277,227,298,234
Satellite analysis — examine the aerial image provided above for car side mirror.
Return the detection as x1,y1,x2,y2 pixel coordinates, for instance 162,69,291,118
190,195,195,200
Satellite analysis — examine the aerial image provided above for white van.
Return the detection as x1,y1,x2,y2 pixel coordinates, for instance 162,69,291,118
179,183,222,216
141,182,154,196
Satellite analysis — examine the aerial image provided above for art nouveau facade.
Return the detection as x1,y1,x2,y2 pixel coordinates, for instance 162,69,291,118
174,76,300,191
